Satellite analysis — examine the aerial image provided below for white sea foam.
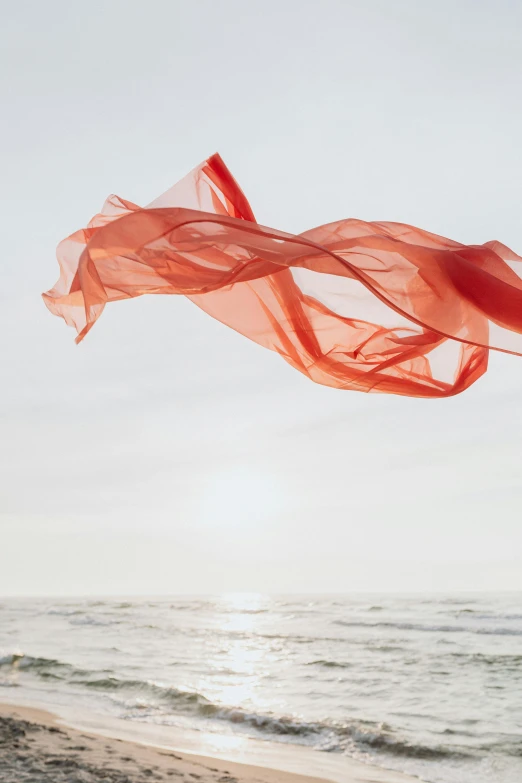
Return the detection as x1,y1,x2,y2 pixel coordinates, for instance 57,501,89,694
0,593,520,783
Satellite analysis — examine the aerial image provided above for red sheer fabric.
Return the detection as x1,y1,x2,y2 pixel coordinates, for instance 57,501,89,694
43,154,522,398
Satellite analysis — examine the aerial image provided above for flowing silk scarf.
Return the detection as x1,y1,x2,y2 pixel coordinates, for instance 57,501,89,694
43,154,522,398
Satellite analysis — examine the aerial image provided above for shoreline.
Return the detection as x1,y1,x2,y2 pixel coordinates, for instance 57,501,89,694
0,699,421,783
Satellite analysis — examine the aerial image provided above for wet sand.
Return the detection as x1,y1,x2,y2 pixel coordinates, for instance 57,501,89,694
0,702,419,783
0,702,333,783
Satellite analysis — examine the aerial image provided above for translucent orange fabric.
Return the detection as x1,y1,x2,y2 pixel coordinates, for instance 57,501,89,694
43,154,522,398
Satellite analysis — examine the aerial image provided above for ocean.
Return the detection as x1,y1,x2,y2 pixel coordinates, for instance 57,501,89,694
0,593,520,782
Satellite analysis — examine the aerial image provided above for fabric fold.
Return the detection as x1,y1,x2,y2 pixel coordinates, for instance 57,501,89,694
43,153,522,398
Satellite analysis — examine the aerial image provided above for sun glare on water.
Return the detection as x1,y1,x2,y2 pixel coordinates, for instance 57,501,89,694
194,593,277,716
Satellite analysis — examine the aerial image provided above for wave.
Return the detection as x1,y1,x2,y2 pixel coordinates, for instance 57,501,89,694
47,608,87,617
0,654,101,683
456,611,522,621
307,660,352,669
115,678,470,760
165,601,269,615
333,619,522,636
41,607,522,638
0,654,71,671
69,616,122,627
0,651,474,761
450,652,522,667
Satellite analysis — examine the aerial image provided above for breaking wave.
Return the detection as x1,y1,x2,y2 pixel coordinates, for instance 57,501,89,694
0,651,500,761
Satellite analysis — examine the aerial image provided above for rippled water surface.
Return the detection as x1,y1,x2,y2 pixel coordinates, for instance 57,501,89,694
0,593,521,782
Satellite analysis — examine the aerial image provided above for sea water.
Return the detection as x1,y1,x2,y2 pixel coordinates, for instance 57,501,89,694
0,593,520,783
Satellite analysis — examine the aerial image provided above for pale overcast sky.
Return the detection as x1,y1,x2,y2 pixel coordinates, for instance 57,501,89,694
1,0,522,595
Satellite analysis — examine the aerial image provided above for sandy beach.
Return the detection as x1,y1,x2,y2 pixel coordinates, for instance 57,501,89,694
0,702,419,783
0,702,331,783
3,593,520,783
